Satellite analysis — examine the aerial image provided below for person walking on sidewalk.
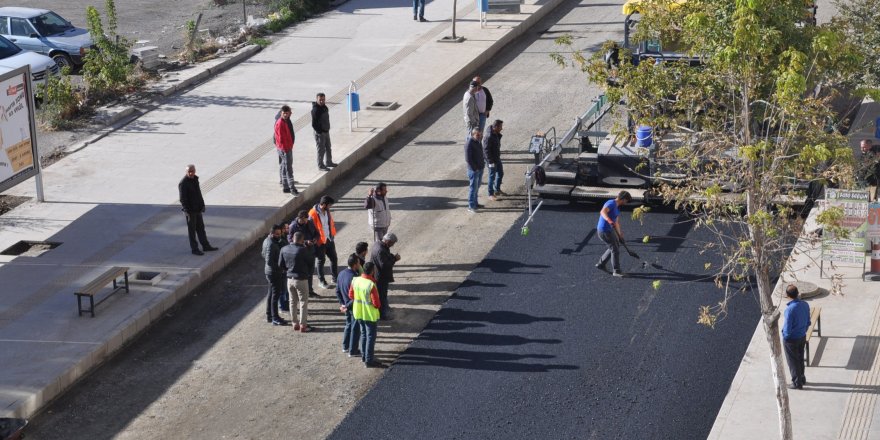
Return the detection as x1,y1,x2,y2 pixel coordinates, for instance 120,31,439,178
782,284,810,390
311,93,337,171
413,0,426,21
596,191,632,277
364,182,392,243
463,81,480,139
262,224,288,326
279,232,312,332
371,232,400,320
336,254,362,358
290,210,320,298
465,128,485,213
274,105,298,195
309,196,339,290
349,262,384,368
473,76,494,133
483,119,504,201
179,164,219,256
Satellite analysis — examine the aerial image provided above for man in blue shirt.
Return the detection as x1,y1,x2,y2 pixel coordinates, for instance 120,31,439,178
596,191,632,277
782,284,811,389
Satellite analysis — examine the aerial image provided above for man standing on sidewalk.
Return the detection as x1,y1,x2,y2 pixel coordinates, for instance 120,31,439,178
179,164,218,256
371,232,400,320
336,254,362,358
473,76,494,133
463,81,480,139
596,191,631,277
311,93,337,171
274,105,298,195
309,196,339,290
465,128,485,213
483,119,504,201
413,0,426,21
782,284,810,390
349,262,384,368
262,224,288,326
279,232,312,333
364,182,391,243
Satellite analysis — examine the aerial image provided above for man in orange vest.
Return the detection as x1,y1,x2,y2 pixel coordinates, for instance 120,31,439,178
309,195,339,290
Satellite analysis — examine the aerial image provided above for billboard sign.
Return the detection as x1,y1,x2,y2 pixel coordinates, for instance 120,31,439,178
820,189,870,264
0,66,38,194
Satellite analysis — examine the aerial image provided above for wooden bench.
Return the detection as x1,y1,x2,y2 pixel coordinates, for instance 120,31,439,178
74,266,130,317
804,306,822,366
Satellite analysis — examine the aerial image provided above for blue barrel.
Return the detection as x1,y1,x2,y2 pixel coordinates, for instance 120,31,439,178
478,0,489,12
347,92,360,112
636,125,653,148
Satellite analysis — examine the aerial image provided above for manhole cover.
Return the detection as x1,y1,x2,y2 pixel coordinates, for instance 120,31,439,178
776,280,820,299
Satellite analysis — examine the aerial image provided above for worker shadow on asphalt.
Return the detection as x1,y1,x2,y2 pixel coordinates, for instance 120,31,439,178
358,178,469,189
394,347,578,372
393,280,506,294
393,260,550,274
432,308,563,325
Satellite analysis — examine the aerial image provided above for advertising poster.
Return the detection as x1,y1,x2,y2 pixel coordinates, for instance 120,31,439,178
0,67,37,193
820,189,870,264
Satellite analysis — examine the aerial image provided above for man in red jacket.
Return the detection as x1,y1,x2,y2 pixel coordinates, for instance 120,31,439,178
274,105,299,195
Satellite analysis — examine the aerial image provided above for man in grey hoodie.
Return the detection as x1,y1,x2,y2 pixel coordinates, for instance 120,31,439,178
311,92,337,171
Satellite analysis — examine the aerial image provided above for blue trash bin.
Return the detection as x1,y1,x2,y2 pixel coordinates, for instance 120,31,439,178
636,125,653,148
347,92,360,112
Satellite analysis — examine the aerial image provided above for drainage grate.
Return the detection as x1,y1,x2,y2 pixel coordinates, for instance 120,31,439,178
130,271,166,286
0,241,61,257
367,101,400,111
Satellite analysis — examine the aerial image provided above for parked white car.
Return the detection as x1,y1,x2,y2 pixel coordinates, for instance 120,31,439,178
0,34,59,90
0,7,93,70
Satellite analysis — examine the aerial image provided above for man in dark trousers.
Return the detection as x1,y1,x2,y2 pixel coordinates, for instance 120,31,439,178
465,128,485,213
179,164,218,255
364,182,391,243
262,224,288,326
274,105,298,194
782,284,811,390
336,254,362,357
278,232,312,333
596,190,631,277
311,92,337,171
309,195,339,291
289,210,320,298
371,232,400,320
483,119,504,201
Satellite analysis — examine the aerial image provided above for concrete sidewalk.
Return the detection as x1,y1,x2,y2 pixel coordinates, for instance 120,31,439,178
709,100,880,439
0,0,565,420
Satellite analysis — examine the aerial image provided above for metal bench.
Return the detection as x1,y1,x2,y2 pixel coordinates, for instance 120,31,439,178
74,266,130,317
805,306,822,365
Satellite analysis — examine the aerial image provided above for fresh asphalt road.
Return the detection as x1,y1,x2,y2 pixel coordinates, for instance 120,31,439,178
329,201,761,440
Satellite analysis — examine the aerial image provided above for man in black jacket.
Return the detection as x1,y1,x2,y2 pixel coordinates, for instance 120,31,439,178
289,210,320,298
178,164,218,255
262,224,288,326
311,92,337,171
465,128,485,213
370,232,400,320
483,119,504,200
279,232,313,332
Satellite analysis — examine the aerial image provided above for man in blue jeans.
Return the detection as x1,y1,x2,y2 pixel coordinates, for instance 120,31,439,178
413,0,426,21
349,262,384,368
596,190,632,277
464,128,485,213
336,254,361,358
782,284,810,389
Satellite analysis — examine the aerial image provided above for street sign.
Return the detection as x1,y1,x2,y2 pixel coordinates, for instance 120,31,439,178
0,66,40,195
820,189,870,265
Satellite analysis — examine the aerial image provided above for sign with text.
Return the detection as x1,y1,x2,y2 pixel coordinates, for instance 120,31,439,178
0,66,38,194
820,189,869,264
869,202,880,242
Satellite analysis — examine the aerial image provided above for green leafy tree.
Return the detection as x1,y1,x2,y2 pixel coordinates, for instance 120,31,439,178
82,0,133,102
555,0,875,438
834,0,880,98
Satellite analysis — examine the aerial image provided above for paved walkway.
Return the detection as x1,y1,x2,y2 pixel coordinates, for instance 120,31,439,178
709,99,880,439
0,0,565,420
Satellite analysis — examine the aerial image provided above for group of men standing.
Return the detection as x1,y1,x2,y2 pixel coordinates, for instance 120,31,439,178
463,76,505,213
273,93,339,195
258,185,400,368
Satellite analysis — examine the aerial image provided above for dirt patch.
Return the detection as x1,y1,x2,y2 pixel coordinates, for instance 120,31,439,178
0,195,30,216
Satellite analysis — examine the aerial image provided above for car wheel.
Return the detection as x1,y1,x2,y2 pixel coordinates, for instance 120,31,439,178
51,53,74,71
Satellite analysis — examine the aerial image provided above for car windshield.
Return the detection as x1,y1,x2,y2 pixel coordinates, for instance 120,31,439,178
29,12,74,36
0,36,22,58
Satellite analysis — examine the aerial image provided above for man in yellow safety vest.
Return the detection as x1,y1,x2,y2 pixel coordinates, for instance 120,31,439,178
349,262,384,368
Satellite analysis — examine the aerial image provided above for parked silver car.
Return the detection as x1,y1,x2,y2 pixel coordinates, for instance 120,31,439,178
0,34,59,90
0,7,93,70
